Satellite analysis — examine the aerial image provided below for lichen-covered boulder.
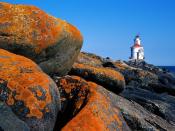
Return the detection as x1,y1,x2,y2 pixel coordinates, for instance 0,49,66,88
69,63,125,93
54,76,130,131
0,2,83,75
0,49,60,131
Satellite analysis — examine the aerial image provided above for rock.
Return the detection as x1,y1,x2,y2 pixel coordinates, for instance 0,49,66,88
54,76,130,131
53,75,90,130
121,86,175,126
149,82,175,96
112,61,175,96
0,2,83,75
76,52,115,68
75,53,160,92
76,52,103,67
107,61,159,87
0,101,30,131
0,49,60,131
152,73,175,96
69,63,125,93
72,52,175,130
112,94,175,131
126,60,161,74
105,60,175,96
126,60,175,77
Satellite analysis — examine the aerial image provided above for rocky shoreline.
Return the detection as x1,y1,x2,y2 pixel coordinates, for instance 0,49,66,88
0,2,175,131
64,52,175,131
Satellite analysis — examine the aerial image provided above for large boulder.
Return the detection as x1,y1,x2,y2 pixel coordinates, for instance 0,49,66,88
0,101,30,131
54,75,175,131
69,63,125,93
0,49,60,131
0,2,83,75
54,76,130,131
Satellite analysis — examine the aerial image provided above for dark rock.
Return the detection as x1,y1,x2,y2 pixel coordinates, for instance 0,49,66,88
0,101,30,131
121,86,175,126
149,82,175,96
111,93,175,131
108,60,175,97
125,60,162,74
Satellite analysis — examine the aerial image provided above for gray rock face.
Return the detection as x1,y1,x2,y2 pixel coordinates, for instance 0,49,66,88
121,86,175,126
111,94,175,131
125,60,175,95
0,102,30,131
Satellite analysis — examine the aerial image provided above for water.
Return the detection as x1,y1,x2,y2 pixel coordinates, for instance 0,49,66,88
158,66,175,75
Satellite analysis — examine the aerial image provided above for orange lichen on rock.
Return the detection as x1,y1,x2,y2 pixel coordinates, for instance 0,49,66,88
137,70,156,78
114,61,128,70
64,22,83,43
57,76,128,131
0,49,56,119
0,2,82,54
63,106,106,131
6,94,14,105
58,75,89,114
0,2,83,75
70,63,125,93
73,63,124,81
87,82,123,130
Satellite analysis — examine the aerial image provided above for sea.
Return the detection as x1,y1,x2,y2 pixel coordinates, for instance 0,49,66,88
158,66,175,75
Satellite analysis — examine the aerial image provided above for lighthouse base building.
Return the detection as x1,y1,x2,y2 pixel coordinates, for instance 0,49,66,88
130,35,145,60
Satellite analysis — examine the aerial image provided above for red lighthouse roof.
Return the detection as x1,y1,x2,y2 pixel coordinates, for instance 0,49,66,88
131,35,143,48
133,44,141,48
131,43,141,48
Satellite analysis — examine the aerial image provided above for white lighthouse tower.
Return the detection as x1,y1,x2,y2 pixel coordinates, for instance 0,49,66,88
130,35,144,60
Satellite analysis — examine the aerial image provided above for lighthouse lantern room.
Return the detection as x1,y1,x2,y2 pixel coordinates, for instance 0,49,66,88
130,35,144,60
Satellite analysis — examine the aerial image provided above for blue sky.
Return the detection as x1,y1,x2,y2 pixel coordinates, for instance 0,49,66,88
2,0,175,65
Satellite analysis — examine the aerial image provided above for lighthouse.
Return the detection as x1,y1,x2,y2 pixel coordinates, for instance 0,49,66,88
130,35,144,60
